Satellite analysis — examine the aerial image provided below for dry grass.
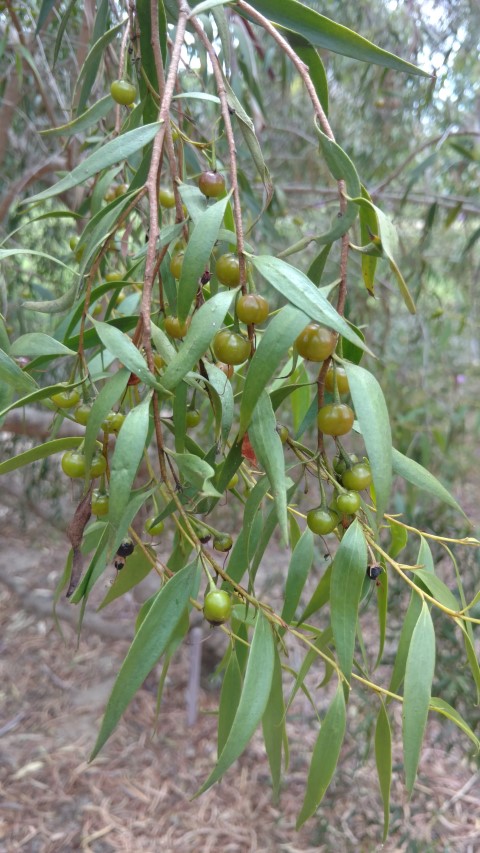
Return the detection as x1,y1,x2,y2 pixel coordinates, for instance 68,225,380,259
1,495,479,853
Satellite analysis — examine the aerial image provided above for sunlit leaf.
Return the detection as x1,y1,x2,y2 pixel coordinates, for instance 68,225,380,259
403,601,435,794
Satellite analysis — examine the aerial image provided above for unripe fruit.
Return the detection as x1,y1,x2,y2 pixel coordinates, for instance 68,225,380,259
227,472,239,490
198,170,226,198
336,491,361,514
101,411,125,433
215,253,240,287
74,403,93,425
170,251,184,279
342,463,372,491
317,403,354,436
213,330,251,366
159,187,176,208
92,489,109,516
213,533,233,552
307,507,339,535
110,79,137,106
144,516,165,536
236,293,269,324
295,323,337,362
325,364,349,395
185,410,200,428
51,389,80,409
203,589,232,625
165,315,190,339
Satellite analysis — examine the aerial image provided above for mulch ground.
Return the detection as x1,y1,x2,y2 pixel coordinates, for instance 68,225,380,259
1,492,479,853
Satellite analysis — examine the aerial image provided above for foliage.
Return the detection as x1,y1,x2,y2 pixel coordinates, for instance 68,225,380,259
0,0,479,839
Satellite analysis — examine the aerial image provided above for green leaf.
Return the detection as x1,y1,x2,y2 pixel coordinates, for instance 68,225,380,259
0,436,82,476
238,304,309,438
286,627,333,712
90,559,200,759
330,519,367,682
76,15,125,114
161,291,234,391
287,33,328,115
22,123,162,205
204,362,234,447
190,0,234,14
359,185,378,295
36,0,57,33
177,195,231,323
53,0,76,66
314,129,360,242
0,348,37,393
429,697,480,751
351,197,416,313
92,319,162,390
251,255,372,355
298,563,332,624
108,394,152,531
22,284,78,314
242,0,429,76
296,682,346,828
223,80,273,216
40,95,113,138
218,650,243,754
345,362,392,520
414,569,460,612
375,701,392,842
83,369,130,473
173,452,220,498
402,601,436,794
248,391,288,543
388,592,422,696
196,612,275,794
9,334,76,359
392,447,465,516
97,546,154,610
455,621,480,705
281,528,314,626
262,646,285,803
388,518,408,559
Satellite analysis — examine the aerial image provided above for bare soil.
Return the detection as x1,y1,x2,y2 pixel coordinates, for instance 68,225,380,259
1,488,479,853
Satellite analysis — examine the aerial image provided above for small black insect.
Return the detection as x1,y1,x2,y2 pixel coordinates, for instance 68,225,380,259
116,538,134,558
114,556,126,572
367,564,383,582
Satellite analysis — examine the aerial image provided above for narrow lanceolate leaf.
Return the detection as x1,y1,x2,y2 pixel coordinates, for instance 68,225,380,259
296,683,346,828
251,255,372,355
108,394,152,531
359,185,378,295
429,697,480,751
345,362,392,520
9,334,76,358
388,592,422,696
315,130,360,243
22,123,162,205
0,436,82,476
330,519,367,682
40,95,113,137
23,284,77,314
90,560,200,760
83,368,130,473
92,319,162,390
196,612,275,795
243,0,429,75
218,651,243,755
262,646,286,803
375,701,392,842
392,448,466,517
161,291,234,391
248,391,288,543
281,527,314,626
0,379,85,421
224,79,273,213
403,601,436,795
0,348,37,393
177,195,231,323
238,304,309,438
